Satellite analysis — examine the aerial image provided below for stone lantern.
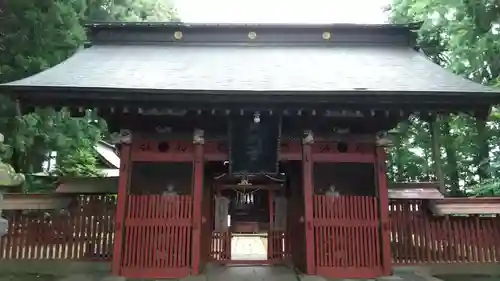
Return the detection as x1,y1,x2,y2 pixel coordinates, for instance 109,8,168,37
0,133,25,237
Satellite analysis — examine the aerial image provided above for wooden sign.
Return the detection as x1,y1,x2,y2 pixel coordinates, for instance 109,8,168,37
229,116,281,175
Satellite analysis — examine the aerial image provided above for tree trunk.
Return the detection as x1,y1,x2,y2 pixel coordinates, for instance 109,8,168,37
430,116,445,194
394,121,409,182
442,117,460,195
475,117,490,182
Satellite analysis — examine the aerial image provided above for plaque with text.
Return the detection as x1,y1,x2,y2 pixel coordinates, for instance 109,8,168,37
229,116,281,175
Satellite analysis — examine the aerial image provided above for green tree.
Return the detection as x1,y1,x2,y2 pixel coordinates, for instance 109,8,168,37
0,0,179,191
387,0,500,196
88,0,179,21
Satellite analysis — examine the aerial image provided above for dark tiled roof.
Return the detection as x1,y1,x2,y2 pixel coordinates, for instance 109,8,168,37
2,22,499,107
3,44,497,94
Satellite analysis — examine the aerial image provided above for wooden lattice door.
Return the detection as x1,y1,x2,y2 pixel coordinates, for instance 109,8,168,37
119,195,193,279
312,195,383,279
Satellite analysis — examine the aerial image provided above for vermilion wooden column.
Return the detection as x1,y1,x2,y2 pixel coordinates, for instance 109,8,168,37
191,129,205,274
112,143,132,275
302,131,315,274
376,147,392,275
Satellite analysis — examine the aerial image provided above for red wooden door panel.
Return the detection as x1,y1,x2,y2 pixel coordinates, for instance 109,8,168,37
120,195,192,279
313,195,383,279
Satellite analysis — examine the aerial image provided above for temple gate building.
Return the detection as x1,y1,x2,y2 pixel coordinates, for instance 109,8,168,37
1,22,500,279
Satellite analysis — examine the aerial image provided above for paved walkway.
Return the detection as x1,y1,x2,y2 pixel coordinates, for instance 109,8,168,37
201,264,439,281
204,235,437,281
205,265,299,281
231,235,267,260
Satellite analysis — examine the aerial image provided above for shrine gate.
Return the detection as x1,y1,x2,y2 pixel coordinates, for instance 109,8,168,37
2,21,500,280
110,134,391,279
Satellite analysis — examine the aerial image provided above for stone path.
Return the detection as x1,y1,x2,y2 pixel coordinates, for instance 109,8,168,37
205,265,300,281
231,235,267,260
0,236,445,281
200,264,439,281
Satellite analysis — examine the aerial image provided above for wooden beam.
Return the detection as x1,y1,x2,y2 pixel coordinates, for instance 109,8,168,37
2,193,74,210
429,198,500,215
389,182,444,199
55,177,118,194
127,137,377,163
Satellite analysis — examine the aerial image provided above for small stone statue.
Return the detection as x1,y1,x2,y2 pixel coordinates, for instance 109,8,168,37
162,184,178,196
325,185,340,197
110,129,132,144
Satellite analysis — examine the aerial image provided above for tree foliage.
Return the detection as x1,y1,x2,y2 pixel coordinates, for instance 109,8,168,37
387,0,500,196
88,0,179,21
0,0,178,191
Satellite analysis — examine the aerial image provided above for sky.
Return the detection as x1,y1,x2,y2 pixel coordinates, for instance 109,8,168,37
174,0,392,24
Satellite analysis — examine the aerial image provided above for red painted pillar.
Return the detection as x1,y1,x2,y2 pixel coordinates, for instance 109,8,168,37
112,143,132,275
376,147,392,275
191,129,205,274
302,131,315,274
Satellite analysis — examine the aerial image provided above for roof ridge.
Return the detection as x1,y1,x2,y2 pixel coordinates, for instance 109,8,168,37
85,21,422,30
87,22,418,46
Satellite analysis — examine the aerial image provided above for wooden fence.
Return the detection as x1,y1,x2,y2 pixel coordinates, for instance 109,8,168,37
390,199,500,264
3,195,500,267
119,195,192,278
0,195,116,260
313,195,383,278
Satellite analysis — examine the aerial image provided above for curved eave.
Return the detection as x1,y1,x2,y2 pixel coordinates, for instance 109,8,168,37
4,86,500,107
1,42,500,108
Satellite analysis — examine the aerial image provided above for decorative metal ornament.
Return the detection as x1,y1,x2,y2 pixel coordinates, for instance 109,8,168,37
376,132,393,147
322,31,332,40
332,127,350,134
155,126,172,134
237,178,252,186
193,129,205,145
110,129,132,144
248,31,257,40
303,130,314,144
174,31,183,40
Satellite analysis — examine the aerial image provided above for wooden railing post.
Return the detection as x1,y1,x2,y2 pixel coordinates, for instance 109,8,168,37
302,130,315,274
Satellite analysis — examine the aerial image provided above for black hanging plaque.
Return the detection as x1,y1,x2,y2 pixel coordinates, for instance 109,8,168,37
229,115,281,175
